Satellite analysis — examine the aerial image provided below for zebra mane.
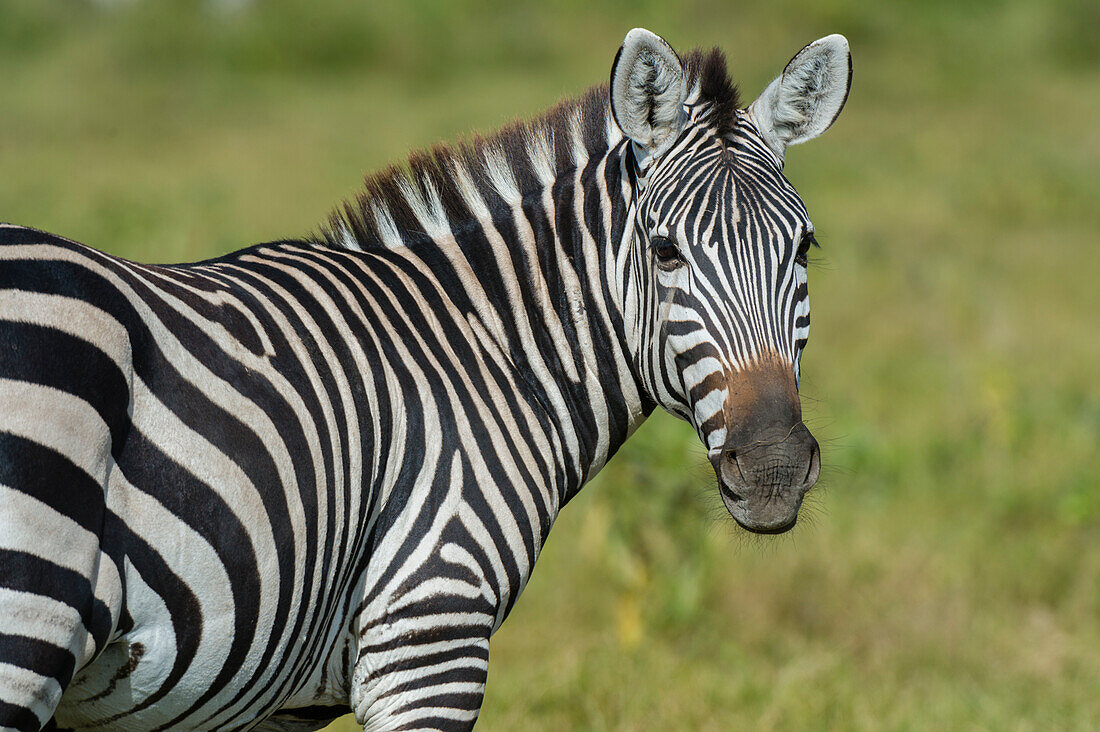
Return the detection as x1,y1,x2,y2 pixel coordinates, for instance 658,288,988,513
691,48,741,136
318,49,739,251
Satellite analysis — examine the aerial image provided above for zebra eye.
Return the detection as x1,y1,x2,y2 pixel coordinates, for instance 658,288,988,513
795,231,818,267
651,235,682,271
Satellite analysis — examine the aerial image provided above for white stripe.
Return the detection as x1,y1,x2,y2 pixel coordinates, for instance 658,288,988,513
0,290,132,374
0,379,110,483
0,662,59,725
0,485,99,580
0,588,85,651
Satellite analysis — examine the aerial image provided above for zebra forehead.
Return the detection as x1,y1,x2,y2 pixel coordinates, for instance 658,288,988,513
648,140,809,233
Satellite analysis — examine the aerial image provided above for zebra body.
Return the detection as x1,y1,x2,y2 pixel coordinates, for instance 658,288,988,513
1,231,611,730
0,29,851,731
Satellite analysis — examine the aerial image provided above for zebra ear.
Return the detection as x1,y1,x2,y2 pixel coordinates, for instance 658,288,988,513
749,34,852,162
610,28,687,160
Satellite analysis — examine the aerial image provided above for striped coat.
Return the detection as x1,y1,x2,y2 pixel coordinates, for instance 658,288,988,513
0,28,850,731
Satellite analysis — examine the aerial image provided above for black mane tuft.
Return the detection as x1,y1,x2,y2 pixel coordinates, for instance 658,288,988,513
685,48,741,136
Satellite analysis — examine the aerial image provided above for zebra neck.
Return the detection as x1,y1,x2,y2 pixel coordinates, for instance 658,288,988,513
417,140,650,501
319,87,656,503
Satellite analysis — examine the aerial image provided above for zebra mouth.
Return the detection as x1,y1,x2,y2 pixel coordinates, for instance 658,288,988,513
718,482,801,535
733,514,798,535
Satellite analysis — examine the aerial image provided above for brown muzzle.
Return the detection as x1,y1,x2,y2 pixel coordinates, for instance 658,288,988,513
707,357,820,533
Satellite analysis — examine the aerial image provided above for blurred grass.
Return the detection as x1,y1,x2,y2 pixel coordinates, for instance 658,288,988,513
3,0,1099,729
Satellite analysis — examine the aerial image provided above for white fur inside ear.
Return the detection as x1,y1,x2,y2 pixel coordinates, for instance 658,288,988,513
610,28,687,158
749,34,852,161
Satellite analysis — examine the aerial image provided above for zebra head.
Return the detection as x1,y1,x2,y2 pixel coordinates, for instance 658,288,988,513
610,29,851,533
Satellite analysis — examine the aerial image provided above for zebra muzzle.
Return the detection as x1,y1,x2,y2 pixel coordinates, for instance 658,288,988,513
708,421,820,534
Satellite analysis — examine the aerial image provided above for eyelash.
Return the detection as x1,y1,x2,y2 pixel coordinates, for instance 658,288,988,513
795,232,818,267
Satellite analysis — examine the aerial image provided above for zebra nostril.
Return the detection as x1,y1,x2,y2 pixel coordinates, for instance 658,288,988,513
803,443,821,488
720,448,747,487
724,487,745,502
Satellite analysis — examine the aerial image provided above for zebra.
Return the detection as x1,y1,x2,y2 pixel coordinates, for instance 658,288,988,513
0,27,851,731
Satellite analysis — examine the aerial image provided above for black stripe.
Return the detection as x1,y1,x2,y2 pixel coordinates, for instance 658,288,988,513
0,321,131,454
0,699,44,732
0,550,111,650
0,633,76,688
0,434,104,535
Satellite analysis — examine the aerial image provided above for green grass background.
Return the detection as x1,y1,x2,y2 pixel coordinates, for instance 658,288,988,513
3,0,1098,728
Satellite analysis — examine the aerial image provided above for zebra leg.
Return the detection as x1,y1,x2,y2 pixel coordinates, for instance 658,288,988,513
351,564,497,730
353,626,491,732
0,383,122,729
354,638,492,726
